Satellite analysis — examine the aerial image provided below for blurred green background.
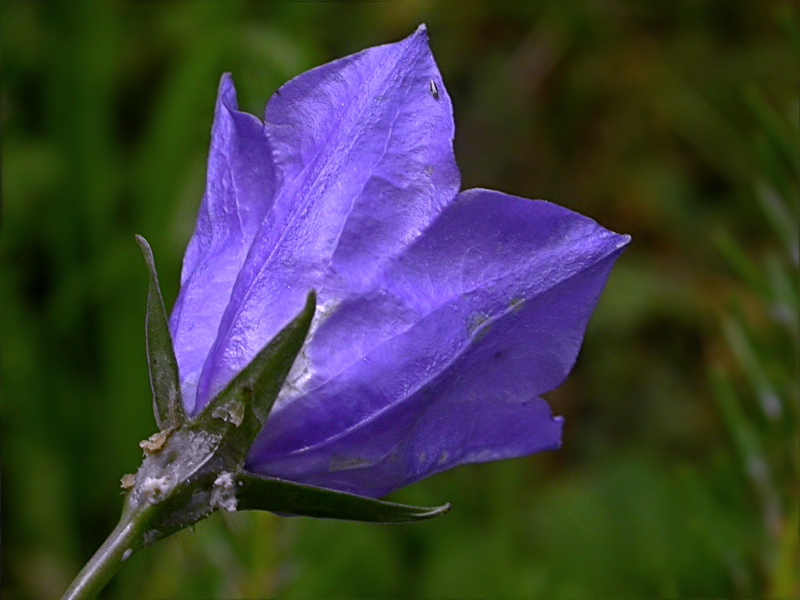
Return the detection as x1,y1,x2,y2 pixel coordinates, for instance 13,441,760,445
2,1,797,598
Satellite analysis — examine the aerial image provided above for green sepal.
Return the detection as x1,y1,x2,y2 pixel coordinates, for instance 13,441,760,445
192,291,316,465
135,235,186,430
110,286,446,563
235,472,451,523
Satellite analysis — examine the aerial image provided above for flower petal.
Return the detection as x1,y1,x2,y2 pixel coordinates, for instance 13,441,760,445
194,25,459,409
246,189,629,496
169,74,276,413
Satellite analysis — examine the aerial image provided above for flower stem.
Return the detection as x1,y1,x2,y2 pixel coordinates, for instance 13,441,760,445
60,506,149,600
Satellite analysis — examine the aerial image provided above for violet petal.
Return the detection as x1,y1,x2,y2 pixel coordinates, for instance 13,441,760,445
193,25,459,409
169,74,276,413
246,189,629,496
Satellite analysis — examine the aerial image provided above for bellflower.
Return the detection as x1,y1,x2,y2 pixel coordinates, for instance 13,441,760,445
170,24,629,498
62,26,629,600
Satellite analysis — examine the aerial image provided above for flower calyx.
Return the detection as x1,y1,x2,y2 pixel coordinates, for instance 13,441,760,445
125,238,449,552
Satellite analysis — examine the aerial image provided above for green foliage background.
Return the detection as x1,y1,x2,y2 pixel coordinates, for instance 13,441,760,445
2,1,797,598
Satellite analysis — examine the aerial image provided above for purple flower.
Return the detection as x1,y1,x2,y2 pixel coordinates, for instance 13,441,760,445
169,25,629,498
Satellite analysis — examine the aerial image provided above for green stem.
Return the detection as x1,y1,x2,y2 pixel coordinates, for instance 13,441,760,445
60,505,151,600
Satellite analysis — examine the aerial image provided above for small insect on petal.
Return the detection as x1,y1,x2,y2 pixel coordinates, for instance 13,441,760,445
139,428,173,455
120,473,136,490
429,79,439,100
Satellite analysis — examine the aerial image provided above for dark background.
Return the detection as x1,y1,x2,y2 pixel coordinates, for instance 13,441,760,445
2,1,797,598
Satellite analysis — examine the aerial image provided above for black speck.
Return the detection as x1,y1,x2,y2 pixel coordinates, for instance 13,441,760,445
429,79,439,100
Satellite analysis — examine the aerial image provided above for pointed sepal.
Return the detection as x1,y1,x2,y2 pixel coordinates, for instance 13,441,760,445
193,291,316,464
235,472,451,523
112,288,443,560
136,235,186,430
